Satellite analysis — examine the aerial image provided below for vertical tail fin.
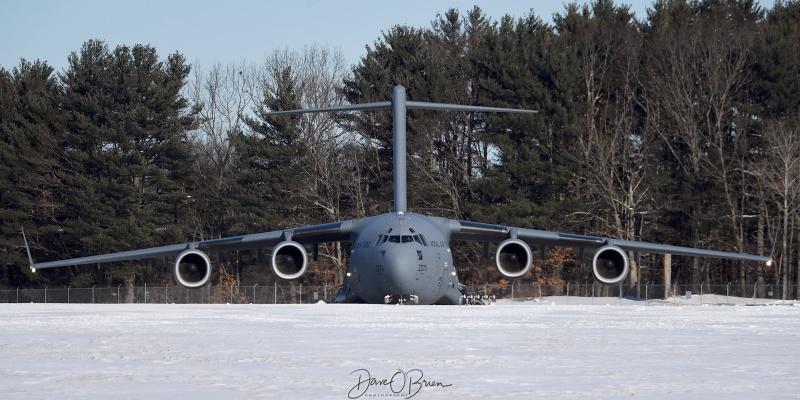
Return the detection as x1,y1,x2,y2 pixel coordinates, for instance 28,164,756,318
392,86,407,212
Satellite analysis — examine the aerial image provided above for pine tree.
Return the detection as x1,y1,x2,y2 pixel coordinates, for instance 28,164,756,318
0,60,63,288
233,66,305,233
473,13,576,230
49,40,198,289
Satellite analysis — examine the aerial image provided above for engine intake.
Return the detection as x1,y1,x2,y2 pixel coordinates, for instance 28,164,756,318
495,239,532,279
174,249,212,288
271,241,308,281
592,245,630,285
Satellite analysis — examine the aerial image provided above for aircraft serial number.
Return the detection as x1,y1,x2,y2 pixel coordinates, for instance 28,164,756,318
429,241,448,248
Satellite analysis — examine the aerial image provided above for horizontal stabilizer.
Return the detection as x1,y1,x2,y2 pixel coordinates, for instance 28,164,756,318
264,100,538,116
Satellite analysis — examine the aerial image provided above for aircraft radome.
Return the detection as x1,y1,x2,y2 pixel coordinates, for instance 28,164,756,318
23,86,775,305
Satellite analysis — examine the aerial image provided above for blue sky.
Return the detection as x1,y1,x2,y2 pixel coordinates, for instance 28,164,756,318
2,1,657,72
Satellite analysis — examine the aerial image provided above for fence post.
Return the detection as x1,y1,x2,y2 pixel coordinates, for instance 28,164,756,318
726,282,730,305
753,282,758,306
92,285,96,304
673,283,676,304
117,284,121,304
16,287,19,303
300,284,303,304
144,283,147,304
45,286,47,303
538,283,542,303
274,283,277,304
165,285,169,304
700,281,704,305
254,283,258,304
67,286,70,304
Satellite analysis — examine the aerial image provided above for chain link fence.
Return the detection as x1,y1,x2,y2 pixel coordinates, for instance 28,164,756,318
0,284,330,305
0,282,793,305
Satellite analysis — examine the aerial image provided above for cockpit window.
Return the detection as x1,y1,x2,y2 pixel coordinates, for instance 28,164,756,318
377,234,428,246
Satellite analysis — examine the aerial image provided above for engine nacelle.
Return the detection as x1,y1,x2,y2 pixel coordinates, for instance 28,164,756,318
270,241,308,281
174,249,212,288
592,245,630,285
495,239,532,279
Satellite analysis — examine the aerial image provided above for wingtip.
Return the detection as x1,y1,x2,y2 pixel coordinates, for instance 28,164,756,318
768,220,781,262
21,226,35,270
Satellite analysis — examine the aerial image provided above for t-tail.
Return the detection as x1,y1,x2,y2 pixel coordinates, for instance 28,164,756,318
265,85,537,213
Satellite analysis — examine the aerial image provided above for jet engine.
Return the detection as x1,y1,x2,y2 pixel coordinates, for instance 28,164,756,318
174,249,213,288
270,241,308,281
495,239,532,279
592,245,630,285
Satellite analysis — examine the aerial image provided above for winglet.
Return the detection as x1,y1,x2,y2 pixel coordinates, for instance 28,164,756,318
766,221,781,267
21,227,36,272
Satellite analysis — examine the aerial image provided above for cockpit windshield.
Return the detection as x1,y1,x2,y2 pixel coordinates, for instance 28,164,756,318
377,233,427,246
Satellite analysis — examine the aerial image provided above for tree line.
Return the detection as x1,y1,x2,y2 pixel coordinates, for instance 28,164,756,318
2,0,799,299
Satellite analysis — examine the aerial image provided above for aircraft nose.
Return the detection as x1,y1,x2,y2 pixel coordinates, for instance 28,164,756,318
384,248,417,286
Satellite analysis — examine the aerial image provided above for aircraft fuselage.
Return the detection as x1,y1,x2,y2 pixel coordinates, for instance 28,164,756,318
334,212,463,305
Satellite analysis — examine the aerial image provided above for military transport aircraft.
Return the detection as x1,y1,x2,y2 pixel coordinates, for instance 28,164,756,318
23,85,774,304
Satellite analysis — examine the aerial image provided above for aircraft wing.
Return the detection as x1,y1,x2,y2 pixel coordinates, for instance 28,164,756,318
451,220,770,262
26,217,375,271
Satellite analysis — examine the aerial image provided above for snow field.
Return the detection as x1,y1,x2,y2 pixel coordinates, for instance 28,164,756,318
1,301,799,399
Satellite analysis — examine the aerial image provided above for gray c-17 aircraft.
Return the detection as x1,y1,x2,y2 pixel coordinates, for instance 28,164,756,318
24,85,775,305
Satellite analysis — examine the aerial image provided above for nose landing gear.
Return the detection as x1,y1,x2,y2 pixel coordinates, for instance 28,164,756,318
384,294,420,304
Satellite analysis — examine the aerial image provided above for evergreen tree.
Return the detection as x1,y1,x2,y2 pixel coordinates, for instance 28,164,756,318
751,1,800,119
48,40,197,289
473,13,576,230
233,66,305,233
0,60,63,288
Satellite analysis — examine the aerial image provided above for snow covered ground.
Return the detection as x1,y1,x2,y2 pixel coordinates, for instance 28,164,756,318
2,299,799,399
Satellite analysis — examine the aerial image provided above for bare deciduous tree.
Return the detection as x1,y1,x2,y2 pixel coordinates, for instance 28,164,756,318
643,2,759,294
256,44,356,287
759,120,800,299
185,61,256,240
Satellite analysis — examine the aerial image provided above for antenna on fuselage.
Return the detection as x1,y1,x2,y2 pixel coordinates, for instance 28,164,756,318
264,85,537,213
